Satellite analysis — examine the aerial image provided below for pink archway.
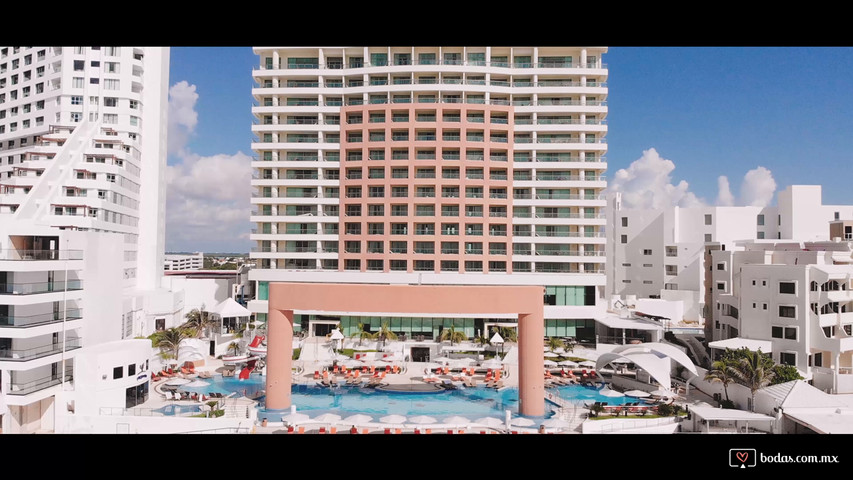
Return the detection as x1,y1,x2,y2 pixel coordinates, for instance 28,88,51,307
266,283,545,416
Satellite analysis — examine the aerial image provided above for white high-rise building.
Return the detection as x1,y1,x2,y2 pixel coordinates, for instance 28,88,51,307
0,46,172,433
249,47,608,341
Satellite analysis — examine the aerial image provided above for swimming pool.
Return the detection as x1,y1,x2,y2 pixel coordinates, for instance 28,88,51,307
179,375,635,420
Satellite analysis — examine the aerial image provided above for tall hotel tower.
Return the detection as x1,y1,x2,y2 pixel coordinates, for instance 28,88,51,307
0,47,170,432
249,47,607,342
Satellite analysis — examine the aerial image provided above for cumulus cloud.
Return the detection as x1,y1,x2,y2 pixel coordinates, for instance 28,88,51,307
716,176,735,206
167,81,199,156
739,166,777,207
166,81,251,252
608,148,704,209
610,149,778,209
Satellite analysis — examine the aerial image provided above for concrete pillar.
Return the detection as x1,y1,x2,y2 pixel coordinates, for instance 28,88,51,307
265,308,294,410
518,312,545,416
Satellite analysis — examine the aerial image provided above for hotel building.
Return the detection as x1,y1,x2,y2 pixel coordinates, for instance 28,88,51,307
249,47,608,341
0,46,172,432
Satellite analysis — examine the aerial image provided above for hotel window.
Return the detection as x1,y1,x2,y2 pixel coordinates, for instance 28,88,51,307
72,77,84,88
779,306,796,318
370,53,388,66
642,249,652,255
620,235,627,244
104,79,119,90
113,366,123,379
779,281,796,295
779,352,796,366
71,95,83,105
704,234,712,242
757,214,765,226
74,60,84,71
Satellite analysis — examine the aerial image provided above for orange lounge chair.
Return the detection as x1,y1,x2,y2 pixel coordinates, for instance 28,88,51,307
425,428,432,434
362,428,369,434
330,427,337,434
333,365,339,375
297,426,305,434
395,428,402,434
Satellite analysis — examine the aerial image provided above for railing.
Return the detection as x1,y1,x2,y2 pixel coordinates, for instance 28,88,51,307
7,370,73,396
0,309,83,327
0,337,82,361
0,249,84,260
0,280,84,295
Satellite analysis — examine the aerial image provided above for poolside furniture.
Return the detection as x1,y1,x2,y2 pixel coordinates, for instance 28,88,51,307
362,428,370,434
351,426,359,434
330,427,337,434
319,427,327,434
287,426,295,433
395,428,402,434
297,427,306,434
384,428,392,434
314,371,320,380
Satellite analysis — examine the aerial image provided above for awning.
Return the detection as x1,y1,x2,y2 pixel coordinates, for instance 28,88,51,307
690,406,774,422
214,297,252,318
708,337,773,353
596,314,663,331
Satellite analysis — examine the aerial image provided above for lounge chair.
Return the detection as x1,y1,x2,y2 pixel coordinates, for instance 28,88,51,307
330,427,337,434
395,428,402,434
319,427,327,434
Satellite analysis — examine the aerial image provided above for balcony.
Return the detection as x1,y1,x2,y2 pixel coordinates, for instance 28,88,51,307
6,368,73,396
0,249,83,261
0,280,83,295
0,337,82,361
0,309,83,328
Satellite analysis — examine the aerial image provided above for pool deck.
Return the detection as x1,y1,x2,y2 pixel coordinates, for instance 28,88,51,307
141,344,718,434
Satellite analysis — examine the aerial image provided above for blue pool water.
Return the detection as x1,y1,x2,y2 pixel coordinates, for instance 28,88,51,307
179,375,636,420
154,404,202,416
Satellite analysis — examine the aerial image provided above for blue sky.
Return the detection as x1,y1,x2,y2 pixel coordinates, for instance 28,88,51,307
164,46,853,252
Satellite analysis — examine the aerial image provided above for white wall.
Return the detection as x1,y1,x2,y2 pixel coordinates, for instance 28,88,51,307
66,339,153,416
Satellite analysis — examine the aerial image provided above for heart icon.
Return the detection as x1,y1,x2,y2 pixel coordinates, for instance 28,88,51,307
736,452,748,463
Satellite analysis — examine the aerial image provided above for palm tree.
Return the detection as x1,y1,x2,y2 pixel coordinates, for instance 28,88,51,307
547,336,564,353
150,327,191,361
350,322,373,346
728,349,776,411
704,359,736,403
440,325,467,346
227,342,239,356
497,326,517,343
374,323,398,349
182,306,216,338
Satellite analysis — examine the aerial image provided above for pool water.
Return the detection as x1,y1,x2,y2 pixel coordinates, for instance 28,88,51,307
179,375,636,420
154,404,202,416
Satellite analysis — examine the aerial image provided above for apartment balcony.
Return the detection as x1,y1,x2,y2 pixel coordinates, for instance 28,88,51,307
0,249,84,262
0,309,83,329
5,367,73,396
0,337,82,362
0,280,83,296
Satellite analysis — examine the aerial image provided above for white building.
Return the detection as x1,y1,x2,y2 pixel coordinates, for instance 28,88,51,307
0,46,173,433
249,46,609,341
164,252,204,271
607,185,853,326
708,239,853,394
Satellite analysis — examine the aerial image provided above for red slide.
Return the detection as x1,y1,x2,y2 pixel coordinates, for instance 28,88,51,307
247,336,265,348
239,359,257,380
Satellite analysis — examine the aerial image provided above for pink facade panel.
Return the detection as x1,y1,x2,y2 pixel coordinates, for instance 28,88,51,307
338,103,514,274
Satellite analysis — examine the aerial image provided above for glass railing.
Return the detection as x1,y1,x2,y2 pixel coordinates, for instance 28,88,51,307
7,368,73,396
0,249,84,260
0,280,83,295
0,337,82,361
0,309,83,327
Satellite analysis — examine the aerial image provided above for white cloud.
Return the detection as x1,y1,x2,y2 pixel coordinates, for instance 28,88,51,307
608,148,704,209
610,149,778,210
165,81,251,252
167,81,199,156
739,166,777,207
716,176,735,206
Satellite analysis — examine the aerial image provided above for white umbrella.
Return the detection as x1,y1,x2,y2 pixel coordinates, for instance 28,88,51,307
282,413,310,424
432,356,453,364
544,352,559,358
443,415,471,426
450,358,475,367
558,360,578,367
164,378,191,386
651,389,676,397
490,332,504,344
313,413,343,424
343,414,373,424
624,390,651,398
474,417,505,429
543,359,558,367
379,414,408,425
481,359,503,369
599,388,625,398
329,329,344,340
578,361,596,368
341,359,362,368
353,345,373,351
510,417,535,427
541,418,572,429
408,415,438,425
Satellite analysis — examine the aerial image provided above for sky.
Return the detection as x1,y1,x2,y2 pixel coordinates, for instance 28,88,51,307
164,46,853,253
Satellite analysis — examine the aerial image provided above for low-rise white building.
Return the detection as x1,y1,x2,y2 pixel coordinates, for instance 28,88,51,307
164,252,204,271
607,185,853,327
709,239,853,393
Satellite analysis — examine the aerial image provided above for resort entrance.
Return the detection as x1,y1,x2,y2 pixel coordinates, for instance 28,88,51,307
266,283,546,416
410,347,431,363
